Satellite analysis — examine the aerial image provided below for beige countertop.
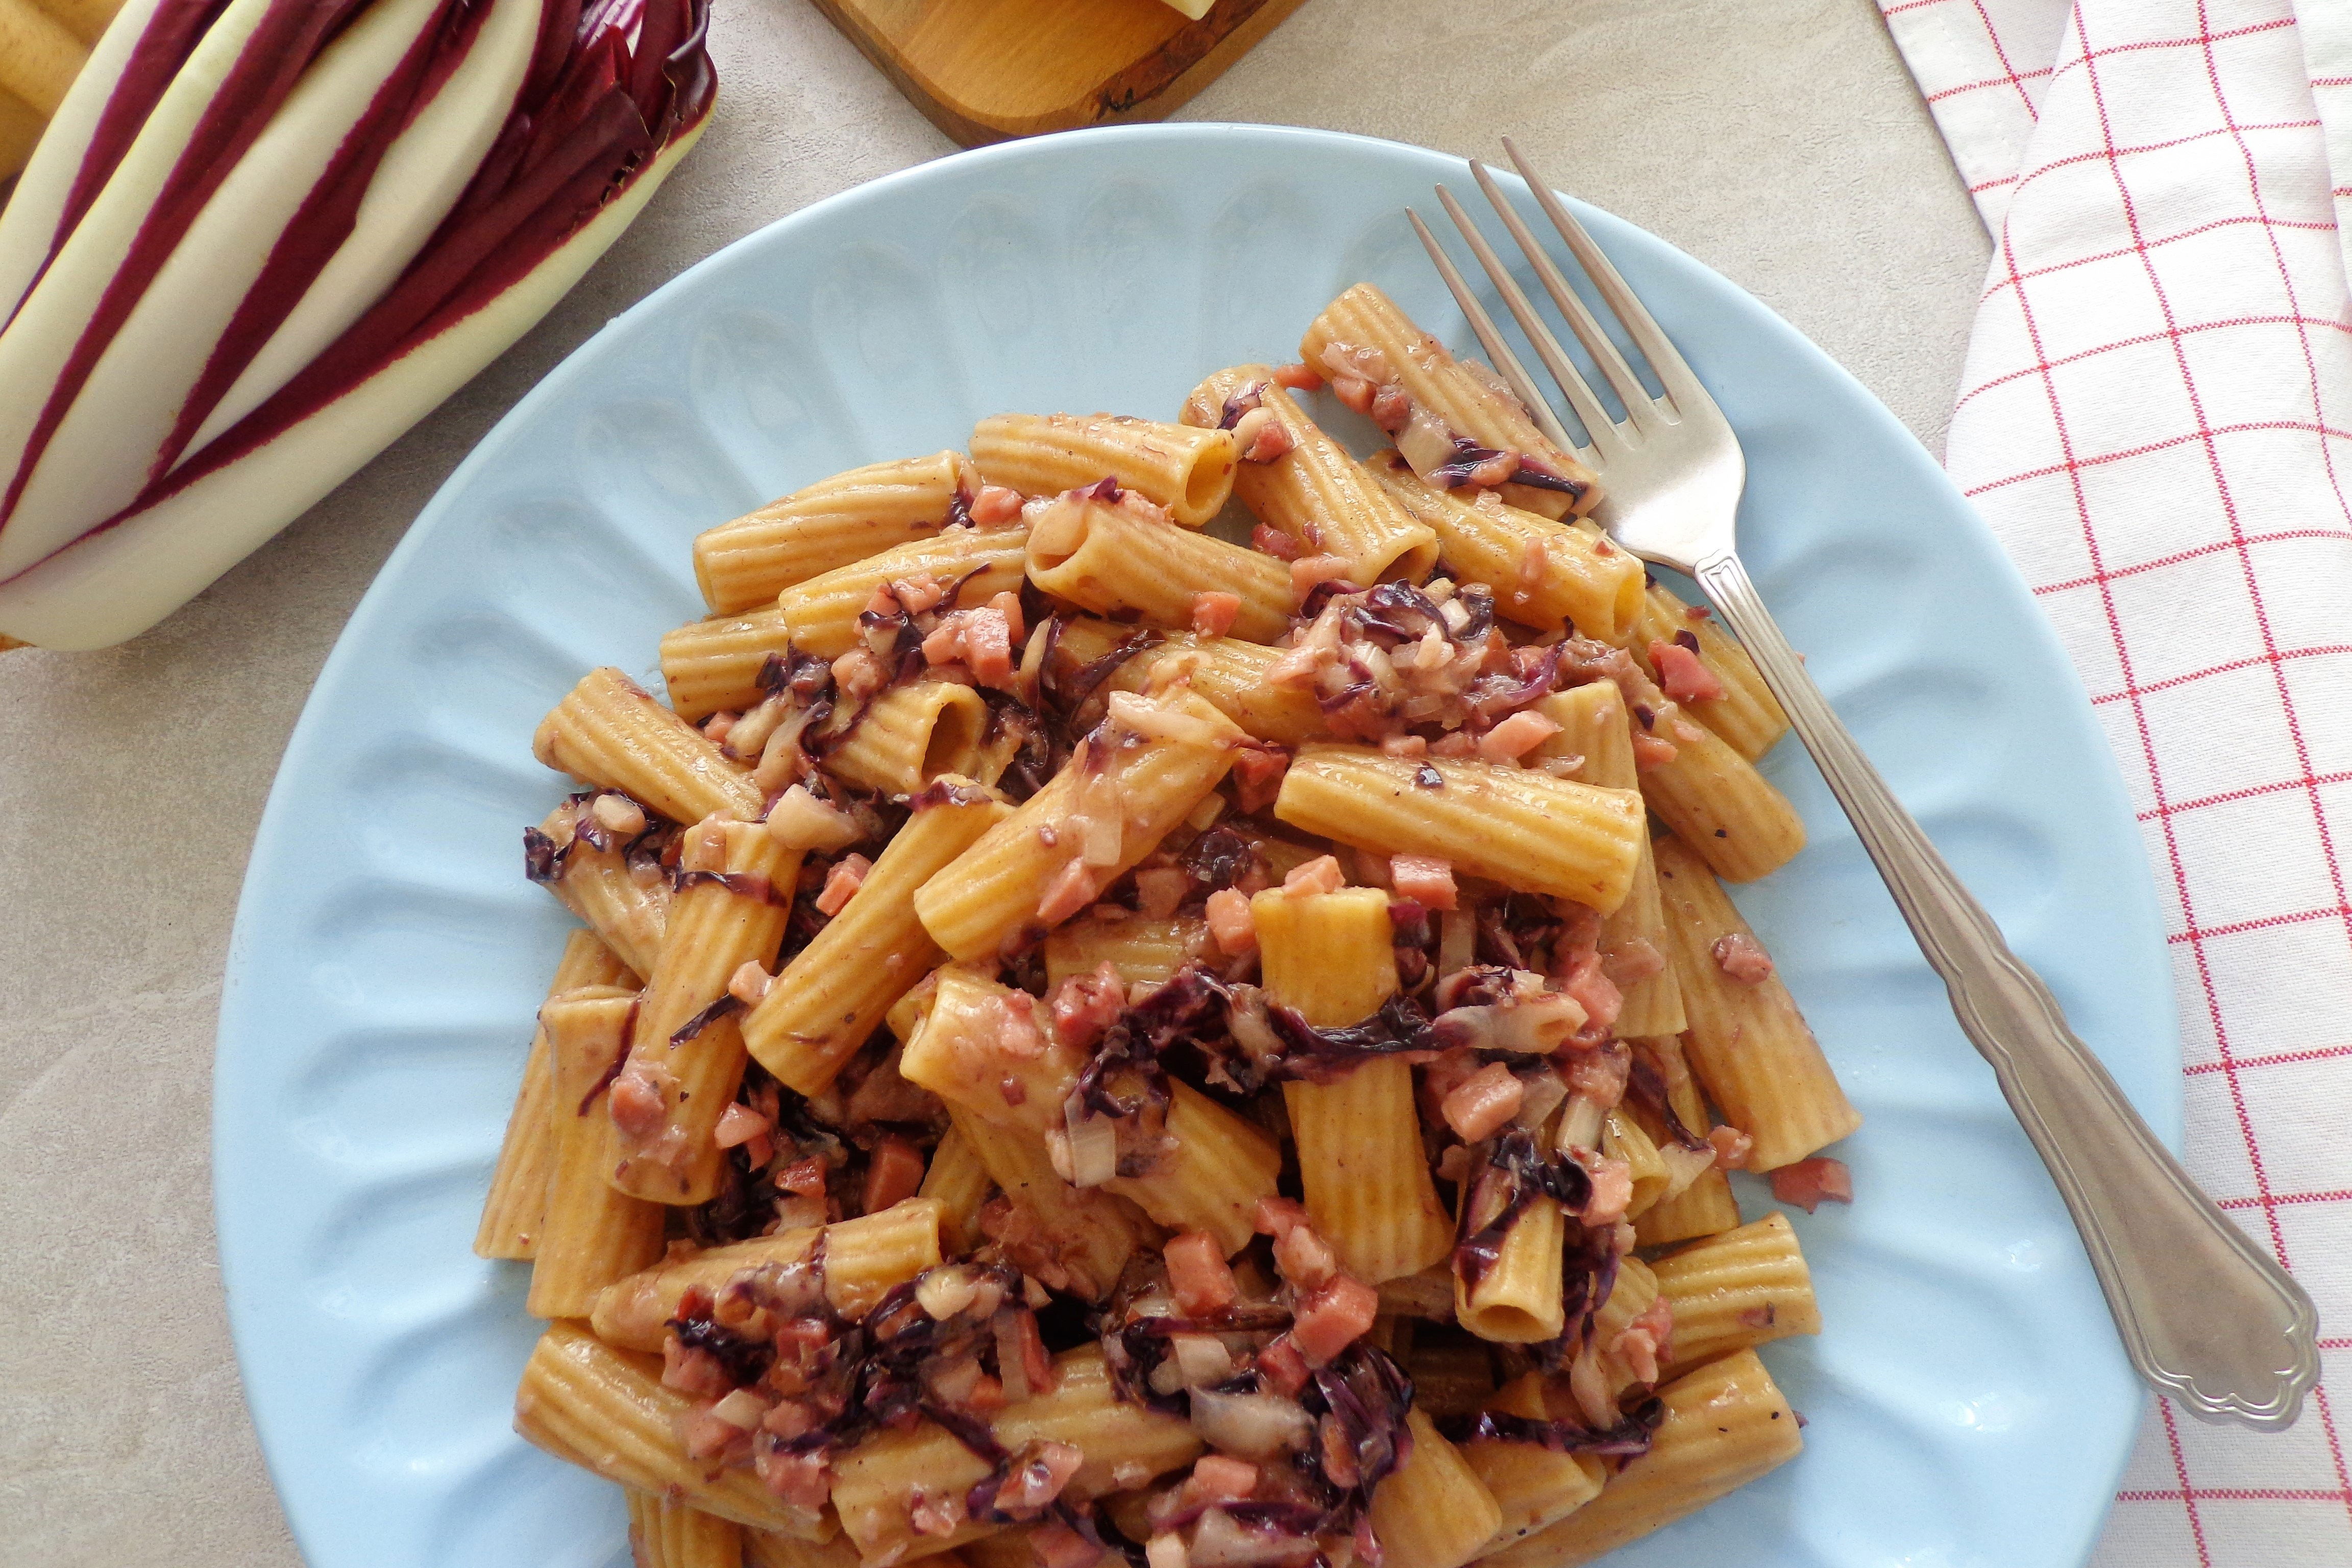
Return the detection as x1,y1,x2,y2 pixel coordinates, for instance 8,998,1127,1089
0,1,1984,1561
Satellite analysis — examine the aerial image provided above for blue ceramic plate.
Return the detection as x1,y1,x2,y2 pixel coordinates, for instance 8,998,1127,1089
215,124,2176,1568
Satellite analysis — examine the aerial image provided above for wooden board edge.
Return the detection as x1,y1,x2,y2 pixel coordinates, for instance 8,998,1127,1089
805,0,1314,148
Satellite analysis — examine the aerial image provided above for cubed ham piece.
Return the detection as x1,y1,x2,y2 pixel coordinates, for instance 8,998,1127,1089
1441,1063,1525,1142
1234,408,1296,462
1050,961,1128,1048
1191,591,1242,637
862,1135,928,1214
1611,1296,1675,1386
1649,639,1726,705
1330,373,1376,415
962,608,1015,687
1467,449,1518,487
1231,746,1291,814
681,1405,751,1461
1770,1156,1853,1213
1190,1455,1260,1501
1282,855,1346,895
1289,554,1354,605
1368,384,1411,433
1711,932,1775,984
1165,1231,1239,1317
662,1336,733,1397
1133,865,1190,920
1291,1275,1379,1366
1708,1125,1755,1170
817,853,872,915
1251,523,1305,562
1273,1222,1337,1289
715,1103,773,1149
1255,1334,1310,1397
971,484,1025,525
1205,888,1258,955
1253,1195,1312,1241
1272,362,1325,391
1037,859,1100,925
1630,729,1679,769
893,574,947,614
607,1068,667,1140
1477,709,1561,764
755,1447,832,1507
1374,851,1449,912
991,590,1028,645
1031,1517,1106,1568
1580,1154,1635,1227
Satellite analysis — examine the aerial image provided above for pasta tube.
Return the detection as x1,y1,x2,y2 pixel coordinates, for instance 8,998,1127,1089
780,525,1030,660
822,679,992,796
830,1348,1200,1562
1052,618,1327,746
1366,1410,1504,1568
1455,1178,1566,1345
628,1491,745,1568
694,452,973,614
1364,451,1639,640
1301,282,1598,520
947,1110,1147,1302
1654,837,1860,1170
917,1123,995,1254
529,987,666,1318
744,1526,870,1568
744,781,1009,1095
1602,1109,1672,1222
662,606,794,722
916,690,1244,962
903,967,1278,1254
1533,685,1683,1037
1478,1351,1801,1568
1024,487,1291,642
1626,1034,1743,1248
535,667,764,825
590,1199,947,1349
1628,580,1788,759
513,1322,830,1537
1464,1374,1608,1550
1043,912,1210,989
971,412,1237,526
1650,1212,1822,1375
1258,887,1454,1284
1636,699,1805,884
533,796,669,978
1274,745,1645,914
476,929,632,1260
1181,367,1437,584
609,819,802,1204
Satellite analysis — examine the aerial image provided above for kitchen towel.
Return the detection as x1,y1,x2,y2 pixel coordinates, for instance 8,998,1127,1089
1878,0,2352,1561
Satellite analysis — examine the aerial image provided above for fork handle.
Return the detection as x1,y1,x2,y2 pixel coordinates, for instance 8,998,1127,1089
1694,551,2319,1431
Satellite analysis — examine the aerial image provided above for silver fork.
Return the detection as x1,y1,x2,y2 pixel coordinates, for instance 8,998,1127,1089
1415,138,2318,1431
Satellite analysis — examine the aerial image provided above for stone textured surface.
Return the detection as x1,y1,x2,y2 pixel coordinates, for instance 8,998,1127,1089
0,1,1981,1562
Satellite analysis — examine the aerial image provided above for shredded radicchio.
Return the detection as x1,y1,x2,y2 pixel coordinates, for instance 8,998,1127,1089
672,868,793,907
1625,1050,1708,1151
1437,1396,1665,1457
1454,1129,1591,1288
1266,993,1437,1083
669,992,745,1047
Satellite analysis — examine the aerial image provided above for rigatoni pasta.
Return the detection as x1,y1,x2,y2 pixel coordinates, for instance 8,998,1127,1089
489,281,1857,1568
694,451,974,614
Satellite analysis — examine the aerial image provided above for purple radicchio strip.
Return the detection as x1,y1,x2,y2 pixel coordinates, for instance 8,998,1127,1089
1436,1397,1665,1458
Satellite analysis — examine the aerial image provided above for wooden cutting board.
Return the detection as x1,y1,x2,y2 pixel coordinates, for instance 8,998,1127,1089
806,0,1313,147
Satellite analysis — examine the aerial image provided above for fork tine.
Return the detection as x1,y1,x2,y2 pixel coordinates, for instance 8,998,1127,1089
1501,136,1709,408
1405,209,1591,463
1467,158,1659,430
1429,185,1625,462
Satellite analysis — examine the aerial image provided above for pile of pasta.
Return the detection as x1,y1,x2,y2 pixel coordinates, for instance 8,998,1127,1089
480,282,1864,1568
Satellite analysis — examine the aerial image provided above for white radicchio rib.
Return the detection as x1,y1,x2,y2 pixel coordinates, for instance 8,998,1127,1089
0,0,717,649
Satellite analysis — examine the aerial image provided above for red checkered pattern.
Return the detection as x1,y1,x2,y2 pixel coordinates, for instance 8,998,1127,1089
1880,0,2352,1563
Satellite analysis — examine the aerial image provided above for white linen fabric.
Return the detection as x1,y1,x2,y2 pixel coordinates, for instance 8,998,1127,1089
1878,0,2352,1561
